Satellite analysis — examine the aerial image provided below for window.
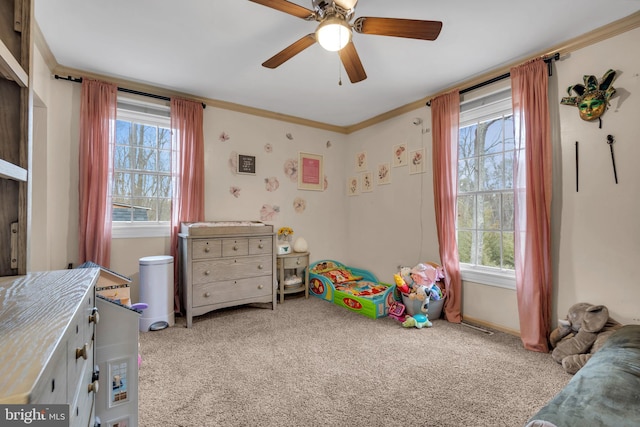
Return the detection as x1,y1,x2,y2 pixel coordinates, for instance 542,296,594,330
112,99,172,238
456,89,518,288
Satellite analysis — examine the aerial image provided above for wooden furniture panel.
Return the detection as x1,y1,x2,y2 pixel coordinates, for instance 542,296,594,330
179,222,276,328
0,0,31,276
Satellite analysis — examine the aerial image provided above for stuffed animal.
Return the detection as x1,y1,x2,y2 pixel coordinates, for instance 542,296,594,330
549,302,622,374
402,313,432,329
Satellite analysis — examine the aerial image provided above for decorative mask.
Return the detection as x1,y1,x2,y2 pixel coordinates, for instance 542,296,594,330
560,69,617,122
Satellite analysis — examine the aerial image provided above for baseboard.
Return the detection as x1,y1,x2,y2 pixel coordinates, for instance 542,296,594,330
461,315,521,337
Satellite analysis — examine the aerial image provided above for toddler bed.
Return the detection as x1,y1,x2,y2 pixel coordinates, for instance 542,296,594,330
308,260,395,319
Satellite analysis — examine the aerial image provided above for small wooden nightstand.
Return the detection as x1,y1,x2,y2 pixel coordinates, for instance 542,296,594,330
276,252,310,303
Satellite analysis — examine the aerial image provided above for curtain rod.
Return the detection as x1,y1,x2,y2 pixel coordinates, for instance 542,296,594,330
426,53,560,107
53,75,207,109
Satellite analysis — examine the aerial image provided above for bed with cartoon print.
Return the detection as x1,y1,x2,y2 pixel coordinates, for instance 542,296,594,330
308,260,396,319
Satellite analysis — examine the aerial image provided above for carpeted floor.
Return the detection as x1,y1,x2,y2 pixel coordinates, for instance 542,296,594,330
138,295,570,427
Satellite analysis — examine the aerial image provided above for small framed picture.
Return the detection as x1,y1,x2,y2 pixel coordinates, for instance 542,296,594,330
361,171,373,192
298,152,324,191
355,151,367,172
392,144,408,167
409,148,426,174
377,163,391,185
347,176,360,196
108,358,130,408
237,153,256,175
107,416,130,427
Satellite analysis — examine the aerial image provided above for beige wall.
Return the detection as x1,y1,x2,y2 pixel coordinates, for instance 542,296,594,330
31,26,640,331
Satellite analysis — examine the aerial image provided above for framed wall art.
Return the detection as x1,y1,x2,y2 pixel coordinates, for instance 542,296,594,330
355,151,367,172
361,171,373,192
409,148,426,174
347,176,360,196
377,163,391,185
298,152,324,191
236,153,256,175
393,143,408,167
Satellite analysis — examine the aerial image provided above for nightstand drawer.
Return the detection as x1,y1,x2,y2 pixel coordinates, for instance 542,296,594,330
282,255,308,269
222,238,249,257
192,240,222,259
193,276,273,307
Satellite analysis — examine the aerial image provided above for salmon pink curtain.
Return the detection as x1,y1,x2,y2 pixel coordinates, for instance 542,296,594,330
78,79,117,267
511,58,553,352
170,98,205,312
431,90,462,323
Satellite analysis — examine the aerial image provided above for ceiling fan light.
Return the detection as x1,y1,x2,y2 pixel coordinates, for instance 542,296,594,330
316,18,352,52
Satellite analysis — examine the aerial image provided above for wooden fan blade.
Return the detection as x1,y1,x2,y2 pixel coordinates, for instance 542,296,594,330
354,17,443,40
338,41,367,83
248,0,315,20
262,34,317,69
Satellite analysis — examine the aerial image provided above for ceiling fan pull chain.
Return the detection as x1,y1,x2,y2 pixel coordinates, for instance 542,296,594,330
338,53,343,86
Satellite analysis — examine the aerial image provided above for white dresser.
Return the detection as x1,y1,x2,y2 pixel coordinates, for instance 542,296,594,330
0,269,100,427
179,222,276,328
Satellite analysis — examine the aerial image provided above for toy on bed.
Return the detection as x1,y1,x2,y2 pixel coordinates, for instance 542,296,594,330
308,260,396,319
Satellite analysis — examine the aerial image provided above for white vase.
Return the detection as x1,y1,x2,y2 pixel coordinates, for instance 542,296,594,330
293,237,308,252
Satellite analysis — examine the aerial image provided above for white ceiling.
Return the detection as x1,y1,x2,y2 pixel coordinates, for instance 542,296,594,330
34,0,640,128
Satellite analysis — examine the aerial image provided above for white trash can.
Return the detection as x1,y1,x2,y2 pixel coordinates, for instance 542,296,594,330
139,255,175,332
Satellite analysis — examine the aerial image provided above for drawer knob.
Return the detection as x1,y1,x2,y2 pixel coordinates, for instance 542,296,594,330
204,247,210,253
204,292,211,298
258,244,264,249
258,284,264,289
258,264,264,270
88,380,99,394
76,344,89,360
233,245,239,251
296,260,301,265
88,307,99,325
205,270,211,275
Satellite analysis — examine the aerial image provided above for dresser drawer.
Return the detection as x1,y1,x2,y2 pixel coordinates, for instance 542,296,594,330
69,358,97,427
192,239,222,259
249,237,272,255
192,255,272,284
32,347,67,404
222,238,249,257
193,276,273,307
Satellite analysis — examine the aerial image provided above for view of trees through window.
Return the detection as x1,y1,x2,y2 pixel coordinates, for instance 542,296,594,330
113,111,172,223
457,113,516,270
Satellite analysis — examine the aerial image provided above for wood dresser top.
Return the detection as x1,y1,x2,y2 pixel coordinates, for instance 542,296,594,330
0,268,99,404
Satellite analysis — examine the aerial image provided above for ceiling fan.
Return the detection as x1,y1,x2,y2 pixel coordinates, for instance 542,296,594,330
249,0,443,83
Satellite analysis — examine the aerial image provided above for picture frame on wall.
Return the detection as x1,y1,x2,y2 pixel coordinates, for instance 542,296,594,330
409,148,426,174
377,163,391,185
392,143,408,167
361,171,373,192
298,152,324,191
355,151,368,172
236,153,256,175
347,176,360,196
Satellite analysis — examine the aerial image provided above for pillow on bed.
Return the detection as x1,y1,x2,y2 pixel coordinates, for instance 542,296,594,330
322,269,363,284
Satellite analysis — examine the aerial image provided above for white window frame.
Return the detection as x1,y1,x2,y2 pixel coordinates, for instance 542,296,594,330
112,98,172,239
458,88,516,289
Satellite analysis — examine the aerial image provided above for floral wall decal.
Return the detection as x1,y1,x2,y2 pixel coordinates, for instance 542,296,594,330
293,197,306,213
326,140,332,148
219,131,230,142
283,158,298,182
260,204,280,222
286,133,293,140
228,151,238,175
265,176,280,192
229,186,241,198
264,143,273,153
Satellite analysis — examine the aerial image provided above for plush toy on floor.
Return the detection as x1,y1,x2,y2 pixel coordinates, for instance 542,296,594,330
402,313,432,329
549,302,622,374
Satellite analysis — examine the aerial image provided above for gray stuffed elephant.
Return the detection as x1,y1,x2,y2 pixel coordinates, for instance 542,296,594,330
549,302,622,374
